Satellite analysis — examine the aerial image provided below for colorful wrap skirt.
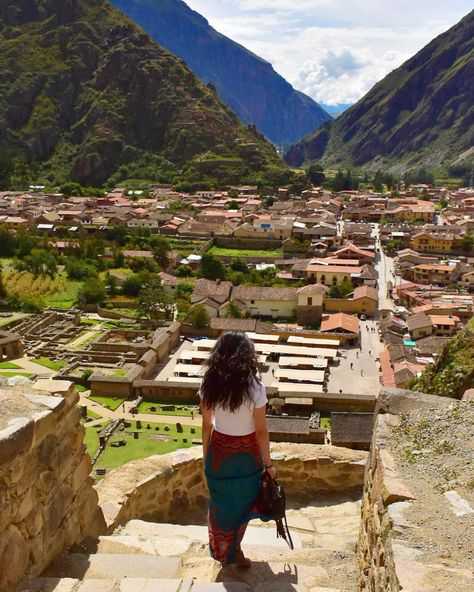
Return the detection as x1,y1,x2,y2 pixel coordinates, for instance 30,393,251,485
204,430,270,564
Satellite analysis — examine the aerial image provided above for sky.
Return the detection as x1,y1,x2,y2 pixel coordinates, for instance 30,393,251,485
185,0,472,109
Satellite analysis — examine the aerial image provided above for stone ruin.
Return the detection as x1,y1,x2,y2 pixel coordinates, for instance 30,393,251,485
0,382,472,591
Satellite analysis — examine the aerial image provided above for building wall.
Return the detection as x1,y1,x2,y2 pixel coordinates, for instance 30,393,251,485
0,382,105,591
244,299,296,319
324,297,377,317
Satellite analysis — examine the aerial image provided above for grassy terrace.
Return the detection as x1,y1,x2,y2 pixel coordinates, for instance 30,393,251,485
0,362,22,369
208,246,283,257
87,395,126,412
0,371,33,378
138,400,199,417
95,421,202,469
33,358,69,372
84,421,110,458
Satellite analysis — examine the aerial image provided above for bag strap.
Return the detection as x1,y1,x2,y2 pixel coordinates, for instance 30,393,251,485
275,515,294,550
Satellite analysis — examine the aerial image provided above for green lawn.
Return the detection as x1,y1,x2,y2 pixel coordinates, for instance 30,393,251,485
43,277,82,309
81,408,103,423
0,371,33,378
87,395,126,411
33,357,69,372
208,246,283,258
96,421,202,469
0,362,22,369
76,385,88,393
138,400,199,417
84,421,110,458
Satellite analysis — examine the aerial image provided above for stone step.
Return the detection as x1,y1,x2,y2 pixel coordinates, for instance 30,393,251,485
42,553,181,580
117,520,303,550
19,578,251,592
97,534,198,557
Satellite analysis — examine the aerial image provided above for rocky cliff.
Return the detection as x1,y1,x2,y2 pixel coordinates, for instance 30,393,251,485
0,0,282,186
110,0,332,147
285,10,474,172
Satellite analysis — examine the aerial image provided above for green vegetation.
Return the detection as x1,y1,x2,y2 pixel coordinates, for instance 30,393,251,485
82,408,102,421
33,358,68,372
286,11,473,172
84,422,110,458
412,319,474,399
208,246,283,257
87,395,126,412
0,371,32,378
96,421,202,469
0,0,283,189
0,362,22,369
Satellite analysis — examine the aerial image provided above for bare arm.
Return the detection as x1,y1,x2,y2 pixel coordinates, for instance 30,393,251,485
201,403,214,461
254,405,277,478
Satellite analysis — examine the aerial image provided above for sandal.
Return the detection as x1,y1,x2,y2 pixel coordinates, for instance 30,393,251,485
234,548,252,568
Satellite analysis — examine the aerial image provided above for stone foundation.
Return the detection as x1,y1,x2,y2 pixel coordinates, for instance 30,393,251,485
0,380,105,592
97,443,367,532
357,388,456,592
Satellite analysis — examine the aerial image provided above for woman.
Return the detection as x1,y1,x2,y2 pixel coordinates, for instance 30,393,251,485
200,332,276,567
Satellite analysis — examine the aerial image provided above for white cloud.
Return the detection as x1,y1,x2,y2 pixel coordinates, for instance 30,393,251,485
185,0,472,106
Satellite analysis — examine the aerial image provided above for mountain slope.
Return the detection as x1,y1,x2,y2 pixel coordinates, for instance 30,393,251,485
109,0,331,147
0,0,282,187
285,10,474,172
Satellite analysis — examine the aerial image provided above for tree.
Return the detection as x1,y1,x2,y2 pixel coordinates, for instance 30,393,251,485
64,258,97,280
78,278,107,305
228,301,242,319
0,227,15,257
175,265,193,277
307,163,326,187
176,282,194,299
188,305,210,329
17,249,57,278
0,266,6,299
137,280,174,322
462,234,474,253
230,257,248,273
329,279,354,298
122,273,143,297
150,236,171,269
60,182,84,198
227,200,240,210
199,253,226,281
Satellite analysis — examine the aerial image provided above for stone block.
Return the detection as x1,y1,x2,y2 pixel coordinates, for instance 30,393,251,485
119,579,184,592
78,580,117,592
0,417,34,466
43,553,182,580
0,524,29,591
378,450,415,505
18,577,78,592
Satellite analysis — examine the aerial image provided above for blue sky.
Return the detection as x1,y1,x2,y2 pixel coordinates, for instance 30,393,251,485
185,0,472,108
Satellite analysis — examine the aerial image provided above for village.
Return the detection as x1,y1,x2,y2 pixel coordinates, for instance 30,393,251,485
0,181,473,473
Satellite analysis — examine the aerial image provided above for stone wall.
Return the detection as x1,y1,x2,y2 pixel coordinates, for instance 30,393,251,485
0,380,105,592
97,443,367,532
357,388,453,592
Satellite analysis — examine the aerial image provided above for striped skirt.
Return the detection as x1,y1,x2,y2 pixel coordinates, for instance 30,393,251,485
204,430,270,564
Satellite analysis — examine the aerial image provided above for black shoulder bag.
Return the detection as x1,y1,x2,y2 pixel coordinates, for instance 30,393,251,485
258,472,294,550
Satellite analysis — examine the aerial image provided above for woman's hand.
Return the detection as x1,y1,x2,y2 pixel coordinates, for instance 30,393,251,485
265,465,277,480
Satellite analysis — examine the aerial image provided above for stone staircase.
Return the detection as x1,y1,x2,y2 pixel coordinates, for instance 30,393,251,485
18,495,361,592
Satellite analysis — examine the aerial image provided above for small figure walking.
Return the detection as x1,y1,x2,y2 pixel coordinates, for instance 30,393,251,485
369,350,371,356
350,362,353,369
361,369,364,377
356,351,359,358
122,403,125,413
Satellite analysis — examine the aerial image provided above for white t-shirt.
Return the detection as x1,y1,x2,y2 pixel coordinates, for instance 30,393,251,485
201,379,268,436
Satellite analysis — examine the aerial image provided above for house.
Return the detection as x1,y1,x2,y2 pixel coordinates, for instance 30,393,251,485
351,286,378,317
232,286,298,320
428,315,461,337
295,284,328,326
320,313,360,338
411,231,457,253
330,413,373,450
341,223,373,244
190,279,233,318
266,416,326,445
333,244,375,264
305,263,362,286
159,272,178,294
412,264,458,286
406,313,433,340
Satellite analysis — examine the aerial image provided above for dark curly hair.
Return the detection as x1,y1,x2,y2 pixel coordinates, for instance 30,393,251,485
200,332,259,412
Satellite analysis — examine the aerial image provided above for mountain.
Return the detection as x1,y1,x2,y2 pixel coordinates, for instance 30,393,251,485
285,10,474,172
109,0,332,147
0,0,283,187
